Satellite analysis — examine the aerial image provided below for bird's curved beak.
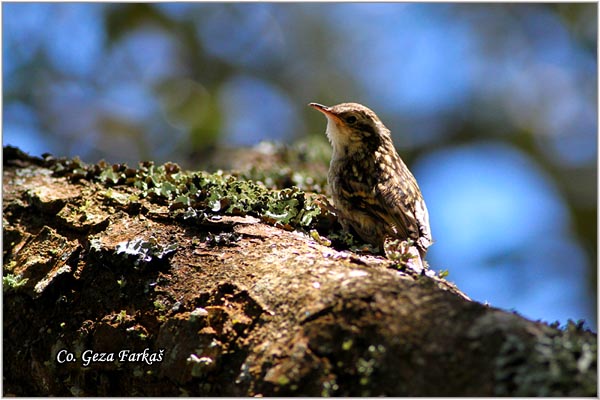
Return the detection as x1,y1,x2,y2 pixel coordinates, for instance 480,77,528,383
309,103,340,122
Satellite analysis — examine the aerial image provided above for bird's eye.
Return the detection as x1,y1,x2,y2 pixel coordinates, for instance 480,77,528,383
345,115,357,124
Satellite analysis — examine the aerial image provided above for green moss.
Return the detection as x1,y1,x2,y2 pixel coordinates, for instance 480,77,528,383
277,375,290,386
116,277,127,288
384,238,417,264
3,273,29,292
44,154,346,244
494,320,597,396
153,299,168,313
321,378,340,396
4,260,17,273
342,338,353,351
116,309,128,323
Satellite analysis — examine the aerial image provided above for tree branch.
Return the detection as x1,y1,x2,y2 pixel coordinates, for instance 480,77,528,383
3,146,596,396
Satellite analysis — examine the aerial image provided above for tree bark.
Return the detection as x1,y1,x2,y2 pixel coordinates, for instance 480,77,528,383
3,146,596,396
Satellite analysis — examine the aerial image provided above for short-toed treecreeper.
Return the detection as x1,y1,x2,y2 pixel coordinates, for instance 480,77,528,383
310,102,432,259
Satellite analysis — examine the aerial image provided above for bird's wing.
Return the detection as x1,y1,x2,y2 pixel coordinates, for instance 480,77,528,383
333,153,432,251
340,176,414,238
374,158,433,250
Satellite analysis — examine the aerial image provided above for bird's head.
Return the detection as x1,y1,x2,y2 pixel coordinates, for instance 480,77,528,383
309,102,390,157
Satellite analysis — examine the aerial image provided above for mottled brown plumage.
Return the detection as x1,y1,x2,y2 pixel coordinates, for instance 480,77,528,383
309,102,432,258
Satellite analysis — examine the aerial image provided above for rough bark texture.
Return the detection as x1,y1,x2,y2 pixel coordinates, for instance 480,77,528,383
3,147,597,396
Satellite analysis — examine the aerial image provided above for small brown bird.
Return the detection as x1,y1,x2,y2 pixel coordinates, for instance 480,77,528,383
309,102,432,259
